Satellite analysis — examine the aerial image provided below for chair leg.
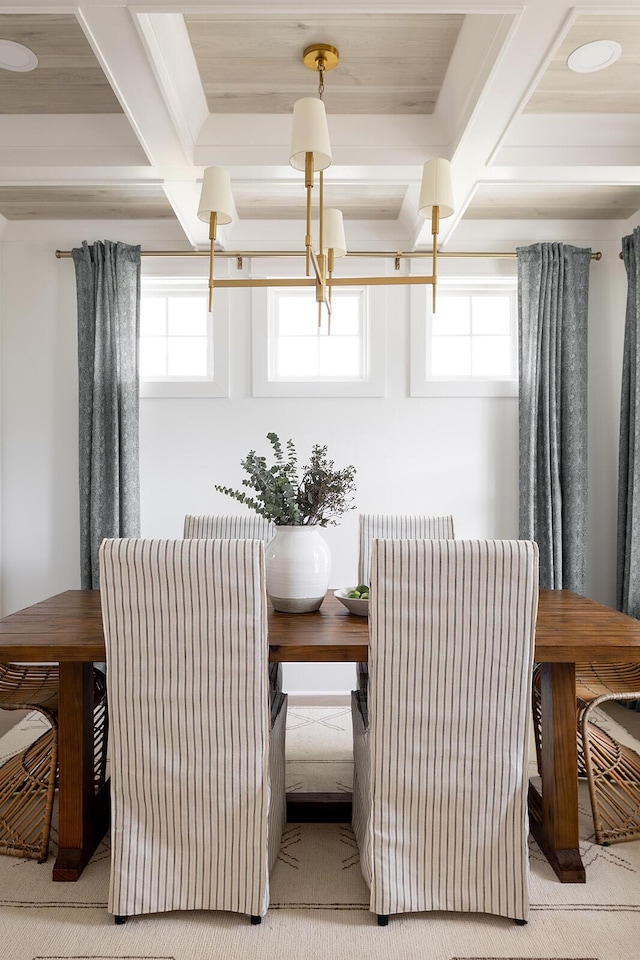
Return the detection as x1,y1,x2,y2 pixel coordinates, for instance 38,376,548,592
114,915,127,925
0,728,58,861
514,918,527,926
377,914,389,926
250,914,262,925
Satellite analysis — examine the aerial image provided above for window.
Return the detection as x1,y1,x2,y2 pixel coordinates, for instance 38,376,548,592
270,288,364,380
252,285,386,397
139,278,229,398
410,277,518,397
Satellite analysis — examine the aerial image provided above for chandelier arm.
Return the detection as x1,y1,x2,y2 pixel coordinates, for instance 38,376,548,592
309,248,323,286
432,205,440,313
325,276,438,287
328,248,335,317
318,168,324,270
304,152,314,276
209,276,438,288
208,211,217,313
212,278,317,288
317,169,327,306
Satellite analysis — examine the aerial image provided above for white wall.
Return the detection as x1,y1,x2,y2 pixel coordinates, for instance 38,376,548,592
0,220,629,693
586,239,627,605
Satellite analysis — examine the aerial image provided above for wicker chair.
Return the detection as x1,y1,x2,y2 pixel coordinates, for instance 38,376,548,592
532,661,640,845
0,662,108,861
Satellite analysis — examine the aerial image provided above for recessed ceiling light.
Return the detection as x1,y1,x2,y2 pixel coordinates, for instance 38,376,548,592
0,39,38,73
567,39,622,73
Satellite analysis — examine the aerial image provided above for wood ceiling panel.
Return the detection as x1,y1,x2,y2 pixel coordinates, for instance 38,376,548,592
0,15,122,114
0,185,175,220
234,182,406,221
465,183,640,220
185,14,463,115
526,15,640,114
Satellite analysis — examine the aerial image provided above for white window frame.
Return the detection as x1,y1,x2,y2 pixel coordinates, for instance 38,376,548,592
410,276,518,397
252,284,386,398
139,277,229,398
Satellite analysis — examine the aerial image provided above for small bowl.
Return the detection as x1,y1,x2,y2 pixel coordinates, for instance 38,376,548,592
334,588,369,617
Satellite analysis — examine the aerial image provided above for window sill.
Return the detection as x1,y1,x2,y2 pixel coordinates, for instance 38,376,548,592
140,380,229,398
410,379,518,398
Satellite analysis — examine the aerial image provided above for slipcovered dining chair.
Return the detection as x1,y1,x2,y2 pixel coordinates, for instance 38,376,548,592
100,537,287,925
352,538,539,925
184,514,281,693
532,662,640,845
0,663,108,861
183,513,275,542
355,513,455,692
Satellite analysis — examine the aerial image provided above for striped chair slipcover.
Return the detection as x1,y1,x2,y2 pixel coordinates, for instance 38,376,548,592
355,514,455,692
183,514,275,542
184,514,281,693
100,538,287,924
352,538,538,925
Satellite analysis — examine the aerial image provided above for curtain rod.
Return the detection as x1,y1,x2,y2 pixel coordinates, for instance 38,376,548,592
55,249,603,261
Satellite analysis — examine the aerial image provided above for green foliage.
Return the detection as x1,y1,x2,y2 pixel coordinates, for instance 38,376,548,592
215,431,357,526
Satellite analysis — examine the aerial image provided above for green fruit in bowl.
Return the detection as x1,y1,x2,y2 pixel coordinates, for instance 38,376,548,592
347,586,369,600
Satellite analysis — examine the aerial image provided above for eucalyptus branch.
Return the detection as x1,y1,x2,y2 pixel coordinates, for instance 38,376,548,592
215,433,357,526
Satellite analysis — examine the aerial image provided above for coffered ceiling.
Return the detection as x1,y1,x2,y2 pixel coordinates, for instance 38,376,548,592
0,0,639,251
184,14,464,115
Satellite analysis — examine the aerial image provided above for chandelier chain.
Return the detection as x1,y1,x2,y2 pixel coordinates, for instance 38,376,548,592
317,60,325,100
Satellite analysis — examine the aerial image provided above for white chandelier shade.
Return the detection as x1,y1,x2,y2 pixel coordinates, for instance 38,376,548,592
289,97,333,172
197,166,234,225
418,158,455,220
322,208,347,258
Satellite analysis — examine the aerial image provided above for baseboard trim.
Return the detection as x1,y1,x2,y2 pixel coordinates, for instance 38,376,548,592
287,694,351,706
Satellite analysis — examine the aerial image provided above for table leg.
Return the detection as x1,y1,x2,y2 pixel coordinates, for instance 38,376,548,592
53,662,109,881
528,661,585,882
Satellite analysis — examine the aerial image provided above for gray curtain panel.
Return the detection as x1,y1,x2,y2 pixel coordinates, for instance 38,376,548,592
618,226,640,620
517,242,591,593
618,227,640,714
72,241,141,589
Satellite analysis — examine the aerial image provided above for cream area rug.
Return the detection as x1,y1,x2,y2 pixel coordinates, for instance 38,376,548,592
0,705,639,960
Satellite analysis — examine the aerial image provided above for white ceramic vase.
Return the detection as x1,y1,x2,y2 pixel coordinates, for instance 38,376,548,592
265,525,331,613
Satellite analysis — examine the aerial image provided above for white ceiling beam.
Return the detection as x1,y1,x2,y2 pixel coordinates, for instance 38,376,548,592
414,3,574,248
196,114,446,169
0,168,166,184
482,166,640,185
434,13,517,149
134,13,209,151
496,146,640,167
11,0,635,10
4,0,640,14
76,6,192,167
502,113,640,148
162,179,210,249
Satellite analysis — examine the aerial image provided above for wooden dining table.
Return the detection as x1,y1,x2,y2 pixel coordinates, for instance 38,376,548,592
1,587,640,883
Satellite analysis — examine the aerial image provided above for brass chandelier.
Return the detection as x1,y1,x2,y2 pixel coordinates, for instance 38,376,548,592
197,43,455,314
